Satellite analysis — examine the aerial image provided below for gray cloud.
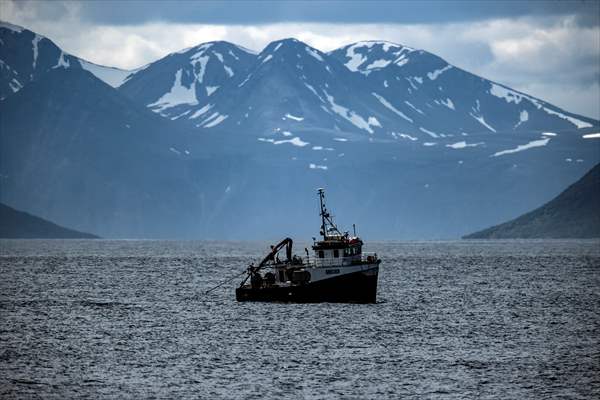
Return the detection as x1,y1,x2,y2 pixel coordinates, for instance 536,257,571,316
20,0,600,26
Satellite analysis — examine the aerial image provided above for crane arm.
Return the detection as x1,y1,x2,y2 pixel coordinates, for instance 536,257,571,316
256,237,293,269
239,237,293,287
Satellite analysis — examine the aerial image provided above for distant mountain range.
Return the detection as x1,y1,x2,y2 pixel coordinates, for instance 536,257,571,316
464,163,600,239
1,21,599,239
0,202,98,238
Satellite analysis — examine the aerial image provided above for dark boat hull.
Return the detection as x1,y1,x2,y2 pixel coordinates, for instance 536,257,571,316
236,267,378,303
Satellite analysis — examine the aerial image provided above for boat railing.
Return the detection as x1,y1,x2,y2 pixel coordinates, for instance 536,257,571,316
303,252,379,268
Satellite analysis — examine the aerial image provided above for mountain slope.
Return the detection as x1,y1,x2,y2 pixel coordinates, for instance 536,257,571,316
0,21,131,98
464,163,600,238
0,202,98,238
1,23,599,239
117,36,598,147
0,67,201,237
329,41,597,137
118,40,256,118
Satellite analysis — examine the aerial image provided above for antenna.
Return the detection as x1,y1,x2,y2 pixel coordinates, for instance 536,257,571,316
317,188,342,240
353,224,356,236
318,188,327,239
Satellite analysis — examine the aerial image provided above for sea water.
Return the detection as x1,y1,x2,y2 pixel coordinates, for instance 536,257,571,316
1,239,599,399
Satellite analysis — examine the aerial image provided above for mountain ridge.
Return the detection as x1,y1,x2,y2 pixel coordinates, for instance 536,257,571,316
1,21,599,239
0,20,132,95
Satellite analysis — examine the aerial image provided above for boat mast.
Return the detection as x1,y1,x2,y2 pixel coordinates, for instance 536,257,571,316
318,188,343,240
318,188,327,240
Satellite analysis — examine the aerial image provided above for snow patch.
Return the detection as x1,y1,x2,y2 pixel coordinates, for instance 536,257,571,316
419,127,439,138
372,93,413,122
404,101,424,115
238,74,252,87
514,110,529,128
344,43,368,72
489,83,542,108
542,107,593,129
365,59,392,70
309,163,328,170
324,91,377,134
395,58,409,67
190,55,209,83
9,79,22,92
470,113,496,133
368,116,381,127
285,113,304,121
427,65,452,80
541,132,557,137
423,142,437,146
31,35,42,69
583,133,600,139
223,65,234,77
446,141,484,149
492,138,550,157
203,114,228,128
304,83,325,102
258,137,310,147
53,52,70,69
171,110,191,120
391,132,418,141
312,146,335,151
306,47,324,61
213,51,224,62
440,98,455,110
148,69,197,111
206,86,219,96
261,54,273,64
333,138,348,142
189,103,213,119
281,131,293,137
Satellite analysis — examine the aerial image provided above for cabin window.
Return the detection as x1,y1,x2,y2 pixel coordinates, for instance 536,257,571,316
318,250,324,258
279,270,285,282
333,249,339,258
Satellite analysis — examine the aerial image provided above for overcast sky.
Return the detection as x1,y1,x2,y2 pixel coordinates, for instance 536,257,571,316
2,0,599,119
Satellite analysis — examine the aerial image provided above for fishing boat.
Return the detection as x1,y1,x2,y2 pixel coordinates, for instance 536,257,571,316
235,189,380,303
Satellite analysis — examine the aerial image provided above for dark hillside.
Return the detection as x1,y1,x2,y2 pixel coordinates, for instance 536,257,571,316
0,203,98,238
464,164,600,238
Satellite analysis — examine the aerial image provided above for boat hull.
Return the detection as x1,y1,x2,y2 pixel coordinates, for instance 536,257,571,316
236,266,378,303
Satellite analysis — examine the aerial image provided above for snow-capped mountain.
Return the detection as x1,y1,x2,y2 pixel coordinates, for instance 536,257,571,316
118,41,256,119
330,41,595,134
0,21,131,99
1,22,599,239
116,36,597,147
177,38,385,137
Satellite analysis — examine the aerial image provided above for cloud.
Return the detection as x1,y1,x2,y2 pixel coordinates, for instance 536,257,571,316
1,1,598,118
5,0,600,26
